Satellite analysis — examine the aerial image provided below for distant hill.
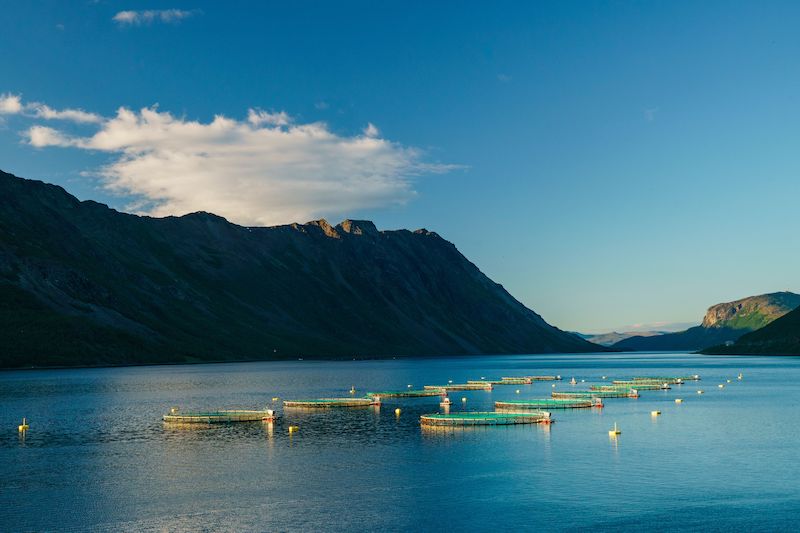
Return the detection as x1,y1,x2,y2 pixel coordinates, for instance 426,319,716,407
576,330,667,346
0,169,601,368
612,292,800,352
702,305,800,355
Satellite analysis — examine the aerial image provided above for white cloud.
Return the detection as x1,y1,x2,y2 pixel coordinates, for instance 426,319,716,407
113,9,197,25
31,104,103,124
247,108,292,127
20,101,456,226
27,125,75,147
0,93,23,114
363,123,379,138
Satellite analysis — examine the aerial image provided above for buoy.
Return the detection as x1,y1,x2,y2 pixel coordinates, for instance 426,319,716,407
602,376,607,380
718,384,725,389
18,418,29,432
288,426,299,434
551,384,556,388
737,373,743,380
675,398,683,403
395,408,401,416
726,379,731,383
170,407,179,415
448,380,453,384
608,422,621,436
581,379,585,383
271,397,279,402
556,375,561,380
651,410,661,416
570,377,577,385
697,390,704,394
350,386,356,394
407,384,412,388
461,397,467,403
515,389,520,394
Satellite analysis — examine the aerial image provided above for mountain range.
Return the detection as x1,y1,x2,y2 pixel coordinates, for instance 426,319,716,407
611,292,800,352
0,169,600,368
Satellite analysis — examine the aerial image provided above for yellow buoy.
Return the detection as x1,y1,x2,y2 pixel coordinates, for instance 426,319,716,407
18,418,29,432
608,422,621,436
651,411,661,416
675,398,683,403
288,425,299,434
395,408,401,416
271,397,279,402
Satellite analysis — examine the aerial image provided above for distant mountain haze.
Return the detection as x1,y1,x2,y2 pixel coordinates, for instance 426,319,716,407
574,331,669,346
612,292,800,352
0,169,601,368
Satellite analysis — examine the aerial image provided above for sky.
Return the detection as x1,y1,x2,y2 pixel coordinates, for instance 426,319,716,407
1,1,799,333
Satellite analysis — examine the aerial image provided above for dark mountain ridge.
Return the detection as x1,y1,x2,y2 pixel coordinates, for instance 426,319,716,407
0,169,599,368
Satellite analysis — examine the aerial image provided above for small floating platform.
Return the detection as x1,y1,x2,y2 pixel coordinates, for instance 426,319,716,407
420,411,551,426
424,383,492,391
366,389,444,398
283,398,379,408
553,389,638,399
495,398,600,410
163,409,276,423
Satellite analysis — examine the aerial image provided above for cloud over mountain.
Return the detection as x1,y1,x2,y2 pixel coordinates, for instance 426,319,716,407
10,95,454,225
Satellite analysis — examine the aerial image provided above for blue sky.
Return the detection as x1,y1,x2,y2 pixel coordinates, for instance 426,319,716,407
1,1,799,333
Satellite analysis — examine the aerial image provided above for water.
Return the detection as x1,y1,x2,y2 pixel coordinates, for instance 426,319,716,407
2,353,800,532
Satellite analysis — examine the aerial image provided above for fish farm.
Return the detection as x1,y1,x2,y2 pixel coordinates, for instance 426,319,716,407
467,377,531,385
495,398,601,409
552,389,639,399
419,411,552,426
283,398,379,408
424,383,493,391
365,389,445,398
162,409,277,424
593,383,668,391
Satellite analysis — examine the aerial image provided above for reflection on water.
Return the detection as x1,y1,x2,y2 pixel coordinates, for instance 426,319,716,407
2,353,800,531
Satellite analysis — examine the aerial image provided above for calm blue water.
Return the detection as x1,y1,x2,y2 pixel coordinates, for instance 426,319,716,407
1,353,799,532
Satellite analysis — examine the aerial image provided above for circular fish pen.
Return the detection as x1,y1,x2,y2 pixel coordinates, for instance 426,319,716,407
283,398,379,408
495,398,599,410
162,409,276,424
419,411,551,427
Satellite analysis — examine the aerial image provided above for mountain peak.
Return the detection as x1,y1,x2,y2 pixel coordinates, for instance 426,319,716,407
337,219,379,236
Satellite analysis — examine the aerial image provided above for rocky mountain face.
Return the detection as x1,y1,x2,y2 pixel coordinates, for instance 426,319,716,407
612,292,800,352
702,305,800,355
0,169,600,368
